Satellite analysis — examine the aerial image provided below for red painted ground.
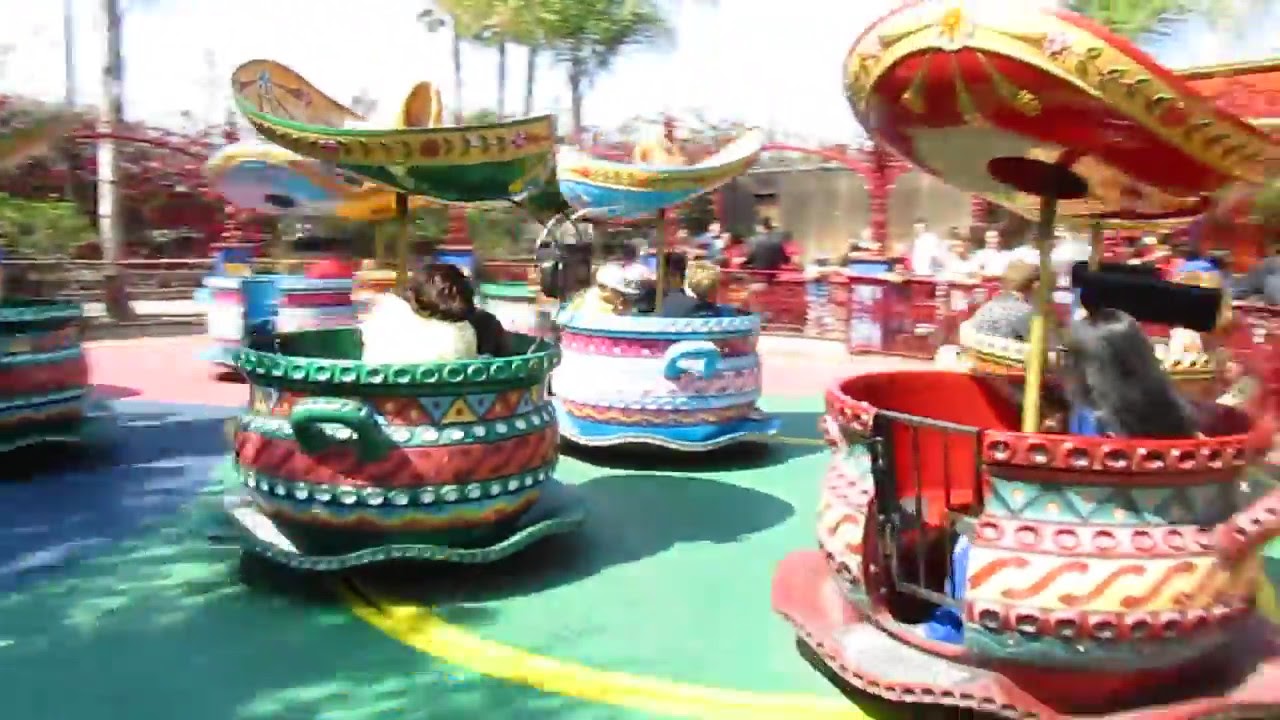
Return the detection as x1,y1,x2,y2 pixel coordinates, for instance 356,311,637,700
86,334,924,404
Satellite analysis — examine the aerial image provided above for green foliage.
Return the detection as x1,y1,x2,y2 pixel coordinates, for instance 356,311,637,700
677,194,714,235
1245,179,1280,230
412,206,451,239
535,0,671,81
521,175,572,224
529,0,672,132
1064,0,1193,39
0,192,95,257
467,206,528,256
463,108,502,124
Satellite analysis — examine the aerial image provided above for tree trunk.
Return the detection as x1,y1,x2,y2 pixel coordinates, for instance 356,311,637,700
568,58,585,143
523,47,536,116
451,29,463,124
496,40,506,119
99,0,131,320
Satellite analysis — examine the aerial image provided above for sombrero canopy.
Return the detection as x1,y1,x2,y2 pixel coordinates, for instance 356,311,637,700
231,60,556,205
844,2,1277,222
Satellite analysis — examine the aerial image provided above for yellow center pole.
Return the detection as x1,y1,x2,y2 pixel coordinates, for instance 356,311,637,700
395,193,410,293
654,209,668,315
1021,193,1058,433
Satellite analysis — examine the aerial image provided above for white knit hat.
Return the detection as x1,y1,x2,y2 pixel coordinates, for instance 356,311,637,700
596,263,629,293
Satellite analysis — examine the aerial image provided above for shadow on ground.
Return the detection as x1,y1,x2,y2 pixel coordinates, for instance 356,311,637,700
93,383,142,400
562,410,826,471
353,471,795,615
0,401,235,593
0,525,597,720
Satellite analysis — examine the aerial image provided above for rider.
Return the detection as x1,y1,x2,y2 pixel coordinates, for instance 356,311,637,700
685,260,725,316
964,260,1038,340
359,263,479,364
1062,308,1199,438
635,251,697,316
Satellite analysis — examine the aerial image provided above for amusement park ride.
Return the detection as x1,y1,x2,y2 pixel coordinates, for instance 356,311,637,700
5,3,1280,717
772,4,1280,718
0,97,114,454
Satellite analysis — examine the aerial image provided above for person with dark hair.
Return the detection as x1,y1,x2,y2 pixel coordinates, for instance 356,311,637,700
359,263,478,364
1062,308,1199,438
744,217,787,271
618,241,639,264
635,250,698,316
413,262,513,357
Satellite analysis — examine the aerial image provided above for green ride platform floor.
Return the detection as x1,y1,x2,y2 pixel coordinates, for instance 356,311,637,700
1,396,1278,720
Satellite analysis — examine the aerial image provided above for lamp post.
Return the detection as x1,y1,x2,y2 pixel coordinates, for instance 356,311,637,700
98,0,131,319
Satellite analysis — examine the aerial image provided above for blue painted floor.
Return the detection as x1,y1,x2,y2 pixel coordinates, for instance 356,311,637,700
0,401,236,593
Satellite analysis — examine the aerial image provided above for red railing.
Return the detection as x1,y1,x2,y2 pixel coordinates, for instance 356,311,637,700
478,260,1280,413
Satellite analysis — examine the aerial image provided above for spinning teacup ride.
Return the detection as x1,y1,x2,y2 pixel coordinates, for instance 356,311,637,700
0,298,113,455
773,4,1280,718
217,60,582,569
550,121,781,451
0,104,114,456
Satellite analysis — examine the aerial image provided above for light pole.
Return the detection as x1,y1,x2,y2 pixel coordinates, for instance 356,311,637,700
98,0,131,318
64,0,76,106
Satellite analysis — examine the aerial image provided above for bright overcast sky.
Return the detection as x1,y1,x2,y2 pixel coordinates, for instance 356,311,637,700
1,0,1277,141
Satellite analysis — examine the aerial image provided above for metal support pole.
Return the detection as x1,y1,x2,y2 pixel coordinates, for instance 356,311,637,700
1021,193,1058,433
395,193,410,292
654,209,669,315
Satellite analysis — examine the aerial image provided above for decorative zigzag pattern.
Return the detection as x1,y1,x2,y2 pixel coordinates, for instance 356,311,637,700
558,400,754,426
268,388,540,426
235,427,557,486
986,477,1238,526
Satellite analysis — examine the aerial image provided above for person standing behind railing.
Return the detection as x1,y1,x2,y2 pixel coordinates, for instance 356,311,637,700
720,232,748,269
969,230,1010,278
938,234,978,281
908,218,945,276
696,221,722,262
744,217,787,271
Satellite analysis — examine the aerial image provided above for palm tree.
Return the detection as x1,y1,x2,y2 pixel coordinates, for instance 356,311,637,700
1064,0,1193,39
532,0,673,139
419,2,486,124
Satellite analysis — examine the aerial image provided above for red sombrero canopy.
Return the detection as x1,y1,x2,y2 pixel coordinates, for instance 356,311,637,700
844,2,1277,222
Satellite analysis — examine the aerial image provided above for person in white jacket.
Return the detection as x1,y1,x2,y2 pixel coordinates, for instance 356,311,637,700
359,264,479,365
969,230,1010,278
909,219,945,276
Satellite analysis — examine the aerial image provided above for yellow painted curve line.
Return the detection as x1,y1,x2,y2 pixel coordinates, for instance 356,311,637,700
342,581,870,720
